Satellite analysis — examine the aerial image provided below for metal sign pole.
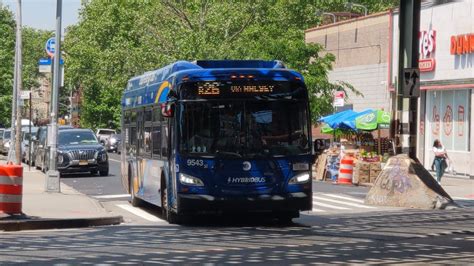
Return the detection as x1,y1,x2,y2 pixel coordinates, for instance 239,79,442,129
8,0,22,164
395,0,421,159
28,91,32,171
46,0,62,192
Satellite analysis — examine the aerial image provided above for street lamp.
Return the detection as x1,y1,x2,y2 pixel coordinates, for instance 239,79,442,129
315,10,337,23
345,2,368,16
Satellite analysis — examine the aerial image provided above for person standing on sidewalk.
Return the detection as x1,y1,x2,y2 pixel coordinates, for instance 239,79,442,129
432,139,448,183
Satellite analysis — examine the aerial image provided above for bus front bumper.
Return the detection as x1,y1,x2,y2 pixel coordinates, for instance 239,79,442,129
177,192,312,214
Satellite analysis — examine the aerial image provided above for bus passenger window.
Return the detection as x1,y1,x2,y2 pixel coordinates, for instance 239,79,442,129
152,126,161,158
144,127,152,154
145,110,153,122
129,127,137,154
130,111,137,123
153,108,162,122
124,111,130,124
162,122,168,159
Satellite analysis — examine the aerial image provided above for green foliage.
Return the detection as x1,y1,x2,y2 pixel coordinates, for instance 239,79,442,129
0,4,15,127
0,4,53,127
22,28,53,92
65,0,398,128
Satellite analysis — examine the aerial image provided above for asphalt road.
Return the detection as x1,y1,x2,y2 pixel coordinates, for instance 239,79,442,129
1,209,473,264
61,152,125,197
4,153,474,264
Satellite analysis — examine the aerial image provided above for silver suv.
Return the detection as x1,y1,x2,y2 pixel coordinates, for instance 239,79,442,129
96,128,116,146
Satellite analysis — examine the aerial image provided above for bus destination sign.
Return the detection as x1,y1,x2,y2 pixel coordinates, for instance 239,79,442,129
183,80,305,100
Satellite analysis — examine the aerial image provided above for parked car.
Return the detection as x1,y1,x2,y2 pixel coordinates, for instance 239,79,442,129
96,128,116,146
43,128,109,176
21,127,38,163
0,129,11,155
0,128,5,154
104,133,121,153
34,125,73,171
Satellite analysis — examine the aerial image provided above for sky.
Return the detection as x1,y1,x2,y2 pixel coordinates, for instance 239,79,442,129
1,0,82,32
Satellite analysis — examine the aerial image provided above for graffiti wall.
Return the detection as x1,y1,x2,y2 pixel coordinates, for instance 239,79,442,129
426,89,470,152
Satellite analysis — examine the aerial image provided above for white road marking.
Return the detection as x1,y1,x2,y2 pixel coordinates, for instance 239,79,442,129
321,193,366,204
94,194,130,199
311,205,326,212
109,158,121,163
312,200,350,210
313,195,375,209
116,204,164,222
453,197,474,201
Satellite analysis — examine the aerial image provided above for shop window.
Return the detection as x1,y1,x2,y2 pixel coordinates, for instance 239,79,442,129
426,89,470,152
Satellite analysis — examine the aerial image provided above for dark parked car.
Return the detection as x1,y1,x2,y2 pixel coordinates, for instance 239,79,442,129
0,129,11,155
33,125,74,171
104,133,121,153
45,128,109,176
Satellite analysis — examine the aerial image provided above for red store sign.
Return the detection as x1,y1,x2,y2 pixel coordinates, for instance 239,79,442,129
419,30,436,72
450,33,474,55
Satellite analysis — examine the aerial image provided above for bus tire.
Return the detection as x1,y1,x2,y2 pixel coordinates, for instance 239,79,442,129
129,169,143,207
274,211,298,225
161,180,181,224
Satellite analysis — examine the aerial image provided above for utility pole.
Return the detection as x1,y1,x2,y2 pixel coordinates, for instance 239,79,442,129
8,0,22,165
395,0,421,159
46,0,62,192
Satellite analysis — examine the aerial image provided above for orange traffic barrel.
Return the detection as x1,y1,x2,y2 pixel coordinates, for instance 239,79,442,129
338,154,354,185
0,164,23,214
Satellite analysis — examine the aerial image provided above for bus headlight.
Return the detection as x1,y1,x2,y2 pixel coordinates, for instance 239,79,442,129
179,173,204,186
288,172,310,184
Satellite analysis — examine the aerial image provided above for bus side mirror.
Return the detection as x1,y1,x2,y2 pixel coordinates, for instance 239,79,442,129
161,102,175,118
314,139,328,154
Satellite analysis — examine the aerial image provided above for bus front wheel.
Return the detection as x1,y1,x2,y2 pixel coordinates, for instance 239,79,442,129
161,182,181,224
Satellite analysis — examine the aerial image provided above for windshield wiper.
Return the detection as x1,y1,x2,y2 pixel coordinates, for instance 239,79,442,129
215,150,243,158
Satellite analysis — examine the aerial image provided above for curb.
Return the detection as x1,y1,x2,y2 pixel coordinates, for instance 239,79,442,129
0,215,123,232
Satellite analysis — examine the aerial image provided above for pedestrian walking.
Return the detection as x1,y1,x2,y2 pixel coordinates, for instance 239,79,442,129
432,139,448,183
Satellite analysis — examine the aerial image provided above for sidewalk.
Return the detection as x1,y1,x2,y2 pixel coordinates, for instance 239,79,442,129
441,176,474,200
0,161,122,231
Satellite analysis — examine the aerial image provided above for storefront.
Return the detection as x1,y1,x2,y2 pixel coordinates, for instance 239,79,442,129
391,1,474,177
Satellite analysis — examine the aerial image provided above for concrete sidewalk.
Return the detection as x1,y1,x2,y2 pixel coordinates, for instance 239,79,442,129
0,162,122,231
441,176,474,200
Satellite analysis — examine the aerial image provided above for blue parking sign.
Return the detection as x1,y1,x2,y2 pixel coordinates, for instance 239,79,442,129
45,37,56,57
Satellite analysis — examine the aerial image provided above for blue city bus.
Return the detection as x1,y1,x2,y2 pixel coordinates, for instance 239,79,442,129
121,60,313,223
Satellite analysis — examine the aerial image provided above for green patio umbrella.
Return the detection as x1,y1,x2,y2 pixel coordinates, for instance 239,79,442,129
355,110,391,155
321,123,335,134
355,110,391,131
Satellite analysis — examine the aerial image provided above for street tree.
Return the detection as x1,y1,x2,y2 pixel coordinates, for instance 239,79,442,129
0,4,15,127
65,0,397,128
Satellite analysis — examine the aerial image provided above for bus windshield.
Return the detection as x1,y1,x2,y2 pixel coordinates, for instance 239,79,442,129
179,100,310,158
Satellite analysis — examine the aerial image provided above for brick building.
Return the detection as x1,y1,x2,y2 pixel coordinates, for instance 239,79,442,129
305,12,392,113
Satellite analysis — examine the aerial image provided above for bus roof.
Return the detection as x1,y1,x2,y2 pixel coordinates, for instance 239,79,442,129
122,60,304,109
126,60,287,91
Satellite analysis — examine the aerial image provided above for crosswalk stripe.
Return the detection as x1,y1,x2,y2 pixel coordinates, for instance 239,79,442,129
117,204,165,222
312,200,350,210
453,197,474,201
321,193,365,204
311,207,326,212
313,195,375,209
94,194,130,199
